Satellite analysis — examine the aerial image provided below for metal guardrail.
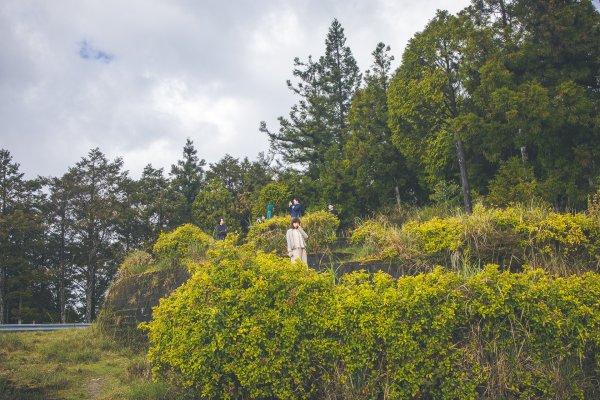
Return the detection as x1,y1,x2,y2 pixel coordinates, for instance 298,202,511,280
0,323,92,332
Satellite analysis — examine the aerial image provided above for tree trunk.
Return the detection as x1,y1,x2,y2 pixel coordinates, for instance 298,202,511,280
0,265,5,324
85,265,96,323
59,262,66,323
394,181,401,208
454,134,472,213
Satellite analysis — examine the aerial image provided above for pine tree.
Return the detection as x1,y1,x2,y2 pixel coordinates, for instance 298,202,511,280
341,43,419,215
66,148,127,322
261,19,361,180
170,139,206,224
0,149,45,323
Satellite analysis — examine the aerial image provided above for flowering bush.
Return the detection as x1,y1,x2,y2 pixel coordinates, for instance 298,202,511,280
143,242,600,399
351,205,600,274
152,223,213,262
247,212,339,257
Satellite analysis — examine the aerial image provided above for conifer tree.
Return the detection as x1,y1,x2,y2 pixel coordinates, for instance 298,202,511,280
170,138,206,224
261,19,361,180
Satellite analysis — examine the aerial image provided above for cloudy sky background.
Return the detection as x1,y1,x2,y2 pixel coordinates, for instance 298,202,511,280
2,0,599,179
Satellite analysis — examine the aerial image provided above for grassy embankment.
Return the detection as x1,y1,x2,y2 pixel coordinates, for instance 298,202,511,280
0,327,172,400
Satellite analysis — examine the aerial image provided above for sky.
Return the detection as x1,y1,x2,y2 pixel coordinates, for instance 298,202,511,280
2,0,598,179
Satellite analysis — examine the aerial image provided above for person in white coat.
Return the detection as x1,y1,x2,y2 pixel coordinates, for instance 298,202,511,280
286,217,308,265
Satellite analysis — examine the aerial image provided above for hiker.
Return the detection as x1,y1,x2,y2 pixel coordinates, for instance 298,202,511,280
216,218,228,241
286,217,308,264
289,198,302,218
266,203,274,219
327,204,339,216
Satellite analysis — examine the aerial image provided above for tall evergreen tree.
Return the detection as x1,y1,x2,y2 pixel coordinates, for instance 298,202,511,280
0,150,45,323
261,19,361,180
137,164,184,242
44,174,76,323
389,11,474,213
170,138,206,224
462,0,600,208
66,148,127,322
341,43,420,215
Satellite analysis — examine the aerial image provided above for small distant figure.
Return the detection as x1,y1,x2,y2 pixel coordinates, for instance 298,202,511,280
216,218,228,241
289,198,302,218
266,203,274,220
286,217,308,264
256,215,266,224
327,204,338,216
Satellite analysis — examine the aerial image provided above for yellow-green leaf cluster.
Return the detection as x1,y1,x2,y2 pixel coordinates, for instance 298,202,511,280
152,223,213,261
351,204,600,274
143,242,600,398
247,212,339,256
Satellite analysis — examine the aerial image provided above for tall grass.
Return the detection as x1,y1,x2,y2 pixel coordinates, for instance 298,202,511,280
351,202,599,276
0,327,185,399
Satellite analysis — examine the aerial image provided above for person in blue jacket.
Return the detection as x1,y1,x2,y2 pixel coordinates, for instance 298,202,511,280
266,203,274,219
289,198,302,218
216,218,228,241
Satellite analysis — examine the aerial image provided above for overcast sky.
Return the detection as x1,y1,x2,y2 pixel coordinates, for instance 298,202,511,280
2,0,598,179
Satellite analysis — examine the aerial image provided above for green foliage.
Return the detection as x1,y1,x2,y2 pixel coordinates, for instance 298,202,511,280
0,328,182,400
170,138,206,224
486,157,542,207
247,212,339,257
352,204,600,275
118,250,155,277
404,216,463,254
152,224,213,262
246,215,289,256
429,180,463,209
252,182,290,219
301,211,339,253
144,242,337,399
192,179,238,235
144,243,600,398
466,266,600,398
261,19,361,180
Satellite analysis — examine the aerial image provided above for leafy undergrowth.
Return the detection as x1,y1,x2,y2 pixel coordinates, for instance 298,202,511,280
0,327,178,400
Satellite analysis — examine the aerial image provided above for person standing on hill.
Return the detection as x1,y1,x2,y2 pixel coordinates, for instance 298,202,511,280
266,203,274,219
286,217,308,264
289,198,302,218
327,204,338,216
216,218,228,241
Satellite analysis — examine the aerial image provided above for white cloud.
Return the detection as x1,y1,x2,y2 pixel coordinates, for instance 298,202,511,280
1,0,474,179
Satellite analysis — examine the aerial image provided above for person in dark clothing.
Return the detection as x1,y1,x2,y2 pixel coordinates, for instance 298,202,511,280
289,198,302,218
327,204,339,216
216,218,228,241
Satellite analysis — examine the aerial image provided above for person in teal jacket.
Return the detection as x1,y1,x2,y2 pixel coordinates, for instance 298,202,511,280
266,203,274,219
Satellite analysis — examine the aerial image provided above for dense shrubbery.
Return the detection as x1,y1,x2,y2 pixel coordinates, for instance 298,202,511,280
152,223,213,262
246,211,339,257
351,204,600,275
144,242,600,399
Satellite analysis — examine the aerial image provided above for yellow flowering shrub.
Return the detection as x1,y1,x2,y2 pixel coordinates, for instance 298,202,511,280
152,223,213,261
143,242,600,398
403,216,464,254
245,215,289,256
246,212,339,256
352,205,600,274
